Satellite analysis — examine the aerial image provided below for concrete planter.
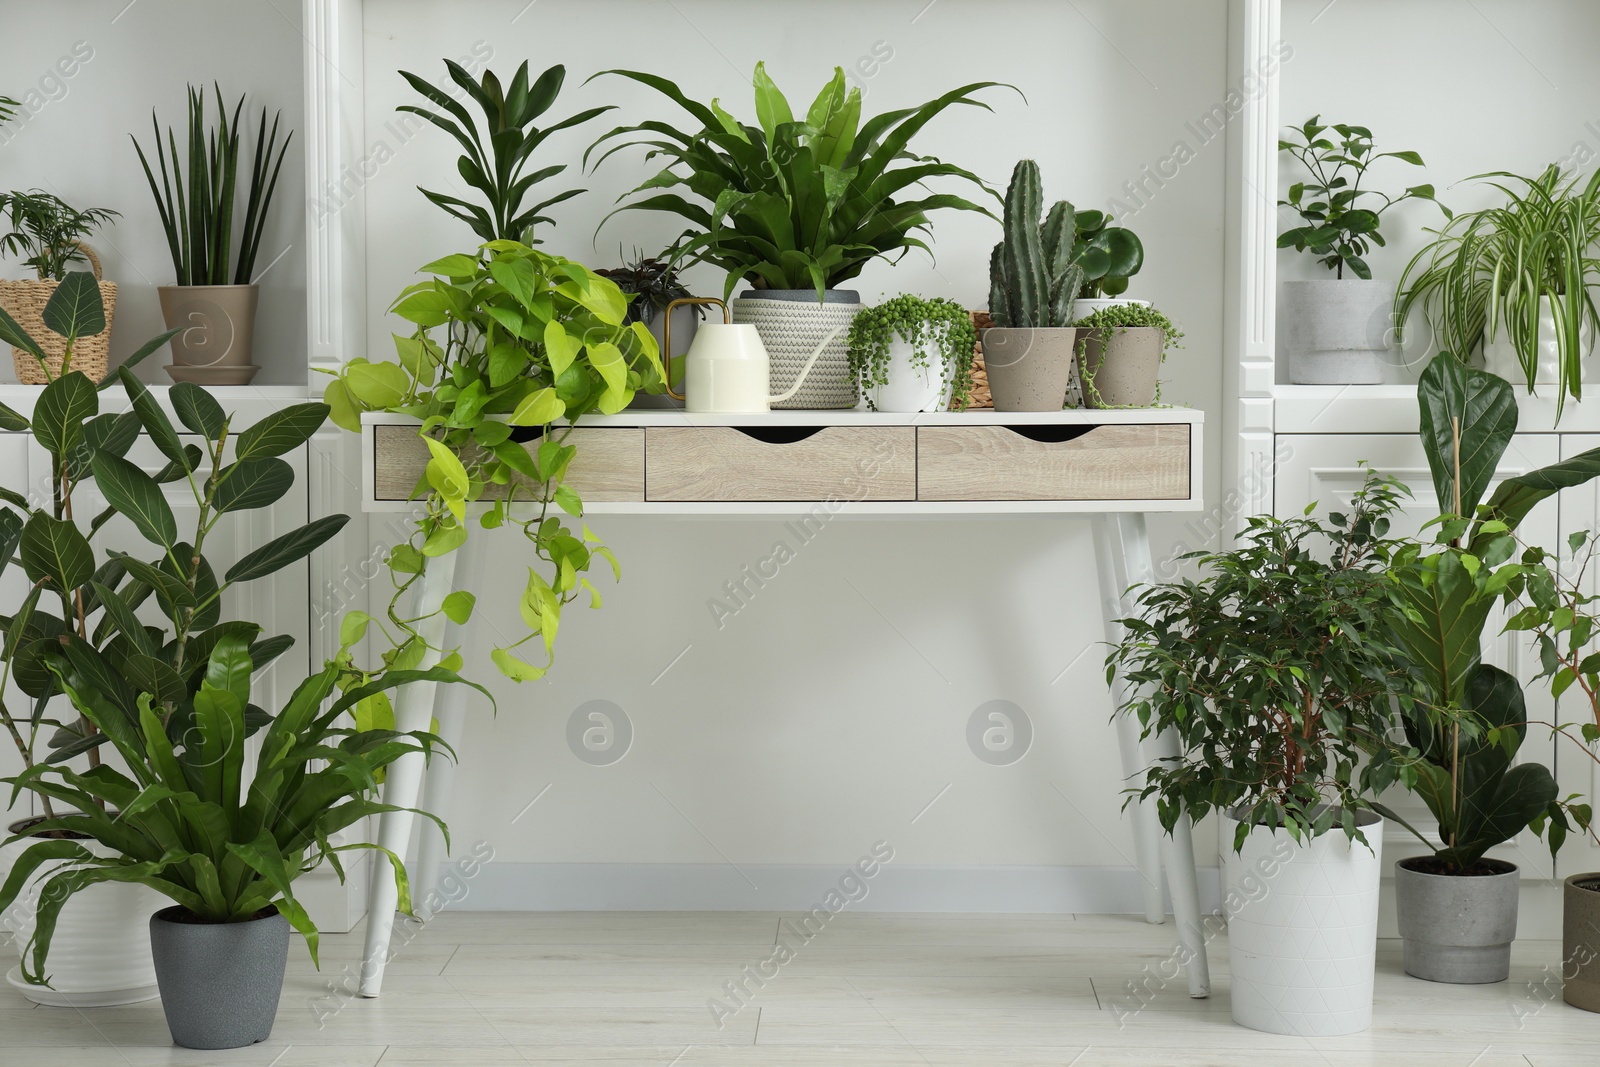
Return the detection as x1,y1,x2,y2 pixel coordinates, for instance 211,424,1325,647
150,905,290,1049
1280,279,1395,384
979,327,1077,411
1394,857,1519,984
1563,873,1600,1011
1076,325,1163,408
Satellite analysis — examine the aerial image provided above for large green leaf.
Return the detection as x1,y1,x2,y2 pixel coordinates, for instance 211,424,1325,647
91,451,177,548
1417,354,1517,519
1476,444,1600,548
32,372,98,455
118,368,188,468
1389,547,1492,705
40,271,105,341
170,382,227,437
19,513,94,593
225,515,348,583
90,580,156,658
101,328,184,390
0,302,47,364
234,403,328,460
209,457,294,513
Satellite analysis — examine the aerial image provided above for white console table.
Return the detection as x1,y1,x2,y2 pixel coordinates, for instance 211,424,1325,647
354,408,1211,999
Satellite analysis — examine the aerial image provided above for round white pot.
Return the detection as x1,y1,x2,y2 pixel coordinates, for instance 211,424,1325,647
1481,295,1597,388
861,337,955,413
1280,279,1395,385
0,828,162,1006
1224,809,1383,1036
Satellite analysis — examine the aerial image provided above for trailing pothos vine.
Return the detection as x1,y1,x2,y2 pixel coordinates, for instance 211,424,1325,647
847,294,975,411
322,241,664,683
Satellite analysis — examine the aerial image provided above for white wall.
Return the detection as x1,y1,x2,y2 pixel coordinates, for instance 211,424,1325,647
0,0,306,385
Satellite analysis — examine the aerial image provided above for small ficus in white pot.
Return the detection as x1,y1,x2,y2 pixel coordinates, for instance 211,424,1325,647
847,294,974,412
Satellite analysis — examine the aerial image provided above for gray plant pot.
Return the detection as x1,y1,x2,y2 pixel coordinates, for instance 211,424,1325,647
1077,326,1163,408
1280,279,1395,384
1394,857,1519,984
158,284,260,385
628,304,699,410
980,327,1078,411
150,905,289,1049
1564,873,1600,1011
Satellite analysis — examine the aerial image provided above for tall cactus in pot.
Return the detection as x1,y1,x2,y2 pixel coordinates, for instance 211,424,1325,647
989,160,1084,329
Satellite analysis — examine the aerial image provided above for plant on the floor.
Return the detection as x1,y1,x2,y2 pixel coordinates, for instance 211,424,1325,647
847,294,975,411
0,191,119,280
320,242,663,681
399,60,610,245
587,63,1010,300
1396,165,1600,414
131,84,293,286
595,251,701,329
1072,208,1143,299
988,160,1085,329
1278,115,1447,280
1106,468,1417,848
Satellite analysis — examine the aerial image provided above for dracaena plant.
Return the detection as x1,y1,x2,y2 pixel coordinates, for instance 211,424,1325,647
0,190,120,281
399,61,610,245
0,635,485,983
587,63,1009,300
321,242,663,682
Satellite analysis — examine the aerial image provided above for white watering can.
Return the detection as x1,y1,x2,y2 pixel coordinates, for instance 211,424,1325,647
662,297,842,413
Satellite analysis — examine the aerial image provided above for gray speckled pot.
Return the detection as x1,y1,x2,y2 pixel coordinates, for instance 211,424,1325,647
150,905,289,1049
980,327,1078,411
1077,326,1163,408
1564,873,1600,1011
1395,858,1519,984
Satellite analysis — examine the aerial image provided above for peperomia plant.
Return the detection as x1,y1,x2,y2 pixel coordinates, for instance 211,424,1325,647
846,294,974,411
1278,115,1448,280
321,241,664,681
1072,209,1143,299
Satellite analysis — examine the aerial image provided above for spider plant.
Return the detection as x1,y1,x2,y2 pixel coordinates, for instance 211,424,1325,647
1396,164,1600,416
586,64,1011,300
0,190,120,281
131,84,293,286
398,60,611,244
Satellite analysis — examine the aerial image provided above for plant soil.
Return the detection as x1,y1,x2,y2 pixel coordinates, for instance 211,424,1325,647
1577,878,1600,893
8,816,91,840
158,905,279,925
1401,855,1516,877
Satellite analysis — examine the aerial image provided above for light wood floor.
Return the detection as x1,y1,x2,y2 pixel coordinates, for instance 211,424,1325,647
1,911,1594,1065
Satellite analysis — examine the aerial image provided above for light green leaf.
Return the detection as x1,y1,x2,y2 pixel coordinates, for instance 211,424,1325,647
508,387,565,426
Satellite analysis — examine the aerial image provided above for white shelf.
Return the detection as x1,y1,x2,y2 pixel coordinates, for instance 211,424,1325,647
1273,384,1600,435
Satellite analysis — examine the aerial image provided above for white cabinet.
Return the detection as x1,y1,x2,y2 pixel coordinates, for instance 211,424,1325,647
1556,436,1600,879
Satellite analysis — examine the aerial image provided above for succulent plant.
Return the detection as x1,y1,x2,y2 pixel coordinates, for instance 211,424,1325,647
988,160,1083,328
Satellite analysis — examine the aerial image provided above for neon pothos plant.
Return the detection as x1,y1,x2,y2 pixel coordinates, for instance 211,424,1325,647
586,63,1009,300
322,242,664,682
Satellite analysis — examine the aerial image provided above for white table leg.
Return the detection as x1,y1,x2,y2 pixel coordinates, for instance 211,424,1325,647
360,548,460,998
1094,513,1211,998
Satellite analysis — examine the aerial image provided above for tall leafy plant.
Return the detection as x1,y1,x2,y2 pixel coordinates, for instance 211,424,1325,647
0,191,117,281
131,84,292,286
587,64,1009,300
399,61,610,245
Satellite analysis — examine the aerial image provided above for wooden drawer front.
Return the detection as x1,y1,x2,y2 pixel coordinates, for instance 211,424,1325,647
916,424,1190,501
645,426,916,501
372,425,645,502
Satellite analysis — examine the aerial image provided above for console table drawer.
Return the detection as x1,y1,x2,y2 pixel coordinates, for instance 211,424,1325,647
372,425,645,502
645,426,916,501
916,424,1190,501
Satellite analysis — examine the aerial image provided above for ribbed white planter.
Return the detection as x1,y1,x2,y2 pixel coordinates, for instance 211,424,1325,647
1481,296,1597,387
1224,809,1383,1036
731,290,860,410
0,831,162,1006
862,337,954,413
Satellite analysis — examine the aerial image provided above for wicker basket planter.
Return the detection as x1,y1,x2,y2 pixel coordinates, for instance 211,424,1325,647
0,245,115,383
730,290,860,409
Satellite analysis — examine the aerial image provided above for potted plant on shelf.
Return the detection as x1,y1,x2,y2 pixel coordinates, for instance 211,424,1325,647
1279,116,1448,384
1397,164,1600,416
1073,302,1182,408
596,251,702,408
132,84,292,385
847,294,974,413
1070,208,1145,318
985,160,1085,411
0,190,120,384
1107,471,1417,1036
587,63,1008,410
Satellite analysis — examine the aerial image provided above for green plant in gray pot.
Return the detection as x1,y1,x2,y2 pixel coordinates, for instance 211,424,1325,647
1073,302,1182,408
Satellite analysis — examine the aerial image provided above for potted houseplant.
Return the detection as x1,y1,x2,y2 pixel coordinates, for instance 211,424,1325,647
0,190,119,383
1397,165,1600,415
132,84,292,385
587,63,1007,410
1107,471,1417,1036
1070,208,1145,318
1074,302,1182,408
596,251,702,408
1279,117,1448,384
847,294,974,413
985,160,1085,411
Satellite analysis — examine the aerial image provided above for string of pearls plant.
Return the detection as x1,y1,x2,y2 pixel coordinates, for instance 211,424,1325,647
1073,302,1182,409
846,294,976,411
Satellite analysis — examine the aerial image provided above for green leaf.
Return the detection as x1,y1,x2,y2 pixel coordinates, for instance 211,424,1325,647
234,403,329,460
91,451,178,548
1417,354,1517,520
1477,444,1600,550
32,372,97,455
420,253,480,277
492,647,546,681
344,361,411,410
19,513,94,592
0,303,47,364
226,515,350,583
119,369,187,468
109,551,195,608
508,387,565,426
210,457,294,513
0,400,29,431
170,382,227,437
41,271,105,341
442,590,476,624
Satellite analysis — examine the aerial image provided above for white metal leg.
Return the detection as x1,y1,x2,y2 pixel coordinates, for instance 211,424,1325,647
1093,513,1211,998
359,548,460,998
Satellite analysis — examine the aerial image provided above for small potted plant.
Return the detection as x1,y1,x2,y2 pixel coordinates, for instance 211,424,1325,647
132,84,292,385
1071,208,1145,318
847,294,974,412
1279,116,1448,384
1073,303,1182,408
1107,470,1415,1036
0,190,119,383
596,251,702,407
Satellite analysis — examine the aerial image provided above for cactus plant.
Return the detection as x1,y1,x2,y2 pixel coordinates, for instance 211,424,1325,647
989,160,1084,328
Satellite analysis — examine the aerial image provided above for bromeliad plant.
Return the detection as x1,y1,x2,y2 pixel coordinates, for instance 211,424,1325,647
0,191,119,280
322,242,663,682
399,61,611,245
587,63,1009,300
1107,471,1418,848
846,294,974,411
1278,115,1448,280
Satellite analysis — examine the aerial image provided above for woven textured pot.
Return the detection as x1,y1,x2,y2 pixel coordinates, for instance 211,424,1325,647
150,904,290,1049
731,290,859,409
0,244,116,384
1394,857,1519,984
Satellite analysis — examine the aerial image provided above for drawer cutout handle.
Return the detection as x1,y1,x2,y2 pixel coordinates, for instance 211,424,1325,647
1003,425,1097,444
734,426,828,445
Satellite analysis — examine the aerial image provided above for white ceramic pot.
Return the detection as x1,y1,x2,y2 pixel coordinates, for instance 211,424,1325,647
1481,296,1597,388
1224,809,1383,1036
861,337,955,413
1279,279,1395,385
0,830,162,1006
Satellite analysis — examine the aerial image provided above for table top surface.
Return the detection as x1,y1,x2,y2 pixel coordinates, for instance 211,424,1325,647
360,408,1204,428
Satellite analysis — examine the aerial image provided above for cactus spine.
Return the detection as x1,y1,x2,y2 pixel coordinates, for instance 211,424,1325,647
989,160,1083,328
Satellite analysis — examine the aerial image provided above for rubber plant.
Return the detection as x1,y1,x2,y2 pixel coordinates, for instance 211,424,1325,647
586,64,1010,300
321,242,664,681
846,294,974,411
